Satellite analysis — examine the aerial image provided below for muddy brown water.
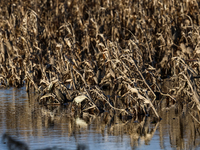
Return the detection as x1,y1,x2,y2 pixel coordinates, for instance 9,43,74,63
0,87,200,150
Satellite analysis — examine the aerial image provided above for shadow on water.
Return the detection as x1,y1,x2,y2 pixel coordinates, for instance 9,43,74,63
0,86,200,150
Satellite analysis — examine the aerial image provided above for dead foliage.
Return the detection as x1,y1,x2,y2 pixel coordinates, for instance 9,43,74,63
0,0,200,120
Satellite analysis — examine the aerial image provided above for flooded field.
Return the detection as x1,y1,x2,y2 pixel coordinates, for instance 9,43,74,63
1,1,200,149
0,87,200,150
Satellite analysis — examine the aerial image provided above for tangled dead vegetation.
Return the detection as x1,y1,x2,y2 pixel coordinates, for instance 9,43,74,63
1,0,200,119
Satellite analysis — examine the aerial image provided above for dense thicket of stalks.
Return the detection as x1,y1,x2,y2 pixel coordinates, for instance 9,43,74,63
1,0,200,119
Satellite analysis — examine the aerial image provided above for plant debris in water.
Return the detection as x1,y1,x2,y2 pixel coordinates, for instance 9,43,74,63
1,0,200,120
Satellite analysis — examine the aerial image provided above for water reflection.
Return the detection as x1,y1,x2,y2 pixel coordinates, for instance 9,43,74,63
0,87,200,150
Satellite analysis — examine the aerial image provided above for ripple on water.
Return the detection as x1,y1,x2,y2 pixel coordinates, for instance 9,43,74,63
0,88,200,150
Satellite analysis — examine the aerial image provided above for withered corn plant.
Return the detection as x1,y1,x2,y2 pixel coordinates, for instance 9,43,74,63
1,0,200,120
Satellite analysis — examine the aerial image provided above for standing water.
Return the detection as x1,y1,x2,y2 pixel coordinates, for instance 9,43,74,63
0,87,200,150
